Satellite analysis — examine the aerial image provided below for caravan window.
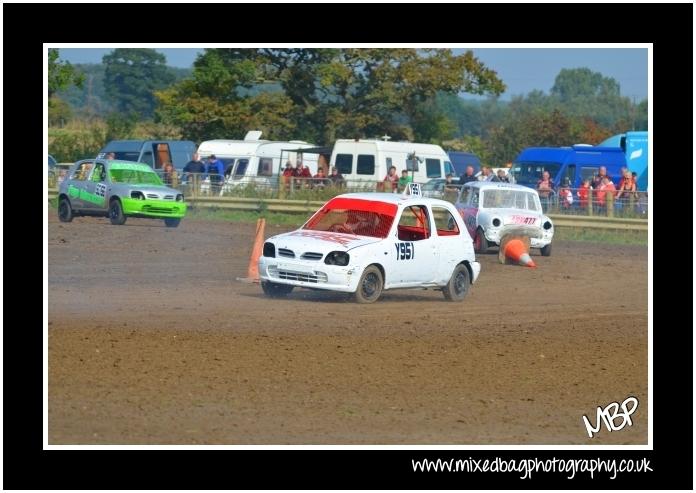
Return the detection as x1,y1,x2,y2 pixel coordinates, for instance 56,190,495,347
426,158,441,178
357,155,375,175
335,154,353,174
257,158,273,176
233,159,249,178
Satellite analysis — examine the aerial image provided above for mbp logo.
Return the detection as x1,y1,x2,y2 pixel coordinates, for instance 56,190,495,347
582,396,639,438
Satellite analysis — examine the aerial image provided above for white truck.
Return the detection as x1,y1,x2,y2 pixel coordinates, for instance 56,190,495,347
329,139,455,187
196,131,319,190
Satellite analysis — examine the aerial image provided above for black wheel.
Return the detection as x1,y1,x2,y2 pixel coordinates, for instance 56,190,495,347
164,218,181,228
58,197,73,223
109,199,127,225
474,228,488,253
442,264,471,302
261,281,294,298
540,243,552,257
354,265,383,304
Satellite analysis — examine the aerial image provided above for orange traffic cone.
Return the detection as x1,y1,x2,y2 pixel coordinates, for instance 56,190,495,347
503,238,536,268
237,218,266,283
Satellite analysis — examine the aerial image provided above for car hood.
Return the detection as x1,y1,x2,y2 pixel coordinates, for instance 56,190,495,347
114,184,181,197
269,230,383,253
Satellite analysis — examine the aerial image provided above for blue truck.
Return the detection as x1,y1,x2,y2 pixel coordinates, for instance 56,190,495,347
598,131,648,191
510,145,628,190
447,151,482,176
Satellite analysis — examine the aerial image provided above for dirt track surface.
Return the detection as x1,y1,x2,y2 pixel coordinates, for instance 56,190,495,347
48,212,648,444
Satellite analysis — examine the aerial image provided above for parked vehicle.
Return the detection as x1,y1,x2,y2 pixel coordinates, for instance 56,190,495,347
58,159,187,227
599,131,648,190
447,151,481,176
510,145,627,190
454,181,554,256
329,139,455,186
258,192,480,303
196,131,318,190
97,140,197,172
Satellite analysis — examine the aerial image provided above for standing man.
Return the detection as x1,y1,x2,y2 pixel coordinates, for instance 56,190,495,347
183,152,205,196
458,165,477,185
205,154,224,196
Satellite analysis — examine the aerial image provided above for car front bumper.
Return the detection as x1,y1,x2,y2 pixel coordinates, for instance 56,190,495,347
258,256,361,293
483,225,552,248
121,198,187,218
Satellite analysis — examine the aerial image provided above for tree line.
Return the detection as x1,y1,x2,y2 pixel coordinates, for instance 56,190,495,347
49,48,647,164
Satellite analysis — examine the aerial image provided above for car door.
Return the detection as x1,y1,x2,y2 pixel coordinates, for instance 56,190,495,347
81,161,108,211
389,204,439,286
432,205,467,282
65,160,94,211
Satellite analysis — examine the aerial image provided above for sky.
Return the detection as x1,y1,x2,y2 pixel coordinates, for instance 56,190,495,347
58,47,648,101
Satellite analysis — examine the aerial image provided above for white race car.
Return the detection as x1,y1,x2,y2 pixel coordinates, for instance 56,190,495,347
454,181,554,256
258,192,481,303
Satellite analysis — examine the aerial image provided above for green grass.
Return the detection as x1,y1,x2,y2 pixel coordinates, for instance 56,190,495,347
187,208,307,228
554,226,648,246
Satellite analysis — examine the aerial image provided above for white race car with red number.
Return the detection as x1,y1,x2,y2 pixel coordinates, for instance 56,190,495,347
258,192,481,303
454,182,554,256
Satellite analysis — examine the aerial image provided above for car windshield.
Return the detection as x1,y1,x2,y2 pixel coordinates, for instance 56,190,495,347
109,168,163,185
303,197,397,238
510,162,561,186
482,189,540,211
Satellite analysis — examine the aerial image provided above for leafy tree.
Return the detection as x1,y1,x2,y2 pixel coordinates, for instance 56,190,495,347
103,49,176,117
156,48,505,144
48,48,84,98
48,97,73,126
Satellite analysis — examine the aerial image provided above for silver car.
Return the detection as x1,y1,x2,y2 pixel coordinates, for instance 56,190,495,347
57,159,187,227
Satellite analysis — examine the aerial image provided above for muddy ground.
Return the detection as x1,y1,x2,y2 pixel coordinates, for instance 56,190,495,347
48,212,648,444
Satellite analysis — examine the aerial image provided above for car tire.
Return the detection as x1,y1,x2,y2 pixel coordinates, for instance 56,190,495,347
442,263,471,302
354,265,383,304
261,281,294,298
540,243,552,257
164,218,181,228
474,228,488,253
58,197,73,223
109,199,127,225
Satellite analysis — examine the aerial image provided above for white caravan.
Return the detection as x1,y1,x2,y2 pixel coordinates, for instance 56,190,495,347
329,139,455,186
196,131,319,190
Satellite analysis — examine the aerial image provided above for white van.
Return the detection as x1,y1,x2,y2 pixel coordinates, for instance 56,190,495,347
329,139,455,186
196,131,319,190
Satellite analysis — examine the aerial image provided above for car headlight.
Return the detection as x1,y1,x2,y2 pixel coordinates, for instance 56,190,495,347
491,217,501,227
324,251,350,266
130,191,145,200
176,194,184,202
263,242,275,258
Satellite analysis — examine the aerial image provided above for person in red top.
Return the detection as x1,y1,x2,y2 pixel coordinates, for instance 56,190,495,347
577,178,591,209
312,167,329,189
596,177,616,213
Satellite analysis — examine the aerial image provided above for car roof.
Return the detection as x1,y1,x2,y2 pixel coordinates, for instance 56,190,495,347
462,181,537,192
333,192,454,208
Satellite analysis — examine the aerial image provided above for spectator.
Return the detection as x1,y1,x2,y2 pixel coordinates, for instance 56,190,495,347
615,169,637,211
558,177,573,209
328,166,345,188
398,169,412,192
496,169,510,183
106,152,116,160
162,162,178,188
281,161,294,191
205,154,224,196
536,170,554,212
596,176,616,213
577,178,591,209
479,166,497,181
383,165,399,192
591,166,610,189
313,168,329,189
183,152,205,195
459,165,477,185
293,158,312,190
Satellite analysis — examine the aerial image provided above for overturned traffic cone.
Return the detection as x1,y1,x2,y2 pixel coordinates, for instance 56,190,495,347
236,218,266,283
500,235,536,268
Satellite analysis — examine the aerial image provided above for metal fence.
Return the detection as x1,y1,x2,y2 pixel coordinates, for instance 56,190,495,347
48,171,649,220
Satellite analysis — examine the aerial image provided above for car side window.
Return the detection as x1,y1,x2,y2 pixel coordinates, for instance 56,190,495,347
432,206,460,236
397,205,431,241
71,161,94,181
90,163,106,182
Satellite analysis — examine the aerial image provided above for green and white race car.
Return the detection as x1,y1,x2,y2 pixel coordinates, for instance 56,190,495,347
57,159,187,227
